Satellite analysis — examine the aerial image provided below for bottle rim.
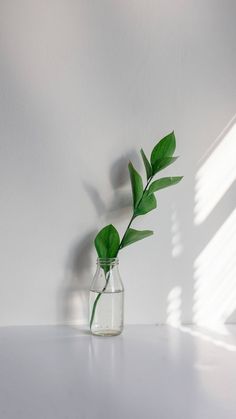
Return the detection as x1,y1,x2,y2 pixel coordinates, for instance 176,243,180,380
97,257,119,265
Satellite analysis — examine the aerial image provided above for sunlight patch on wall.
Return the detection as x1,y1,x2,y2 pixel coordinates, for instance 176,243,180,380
193,209,236,331
171,206,183,257
166,286,182,326
194,122,236,225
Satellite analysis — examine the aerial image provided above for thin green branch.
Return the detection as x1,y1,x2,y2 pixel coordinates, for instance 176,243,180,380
90,175,153,330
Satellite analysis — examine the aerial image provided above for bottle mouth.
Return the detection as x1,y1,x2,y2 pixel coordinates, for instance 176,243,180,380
97,257,119,265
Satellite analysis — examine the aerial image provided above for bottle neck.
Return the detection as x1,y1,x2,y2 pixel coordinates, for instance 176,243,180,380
97,257,119,269
91,257,123,293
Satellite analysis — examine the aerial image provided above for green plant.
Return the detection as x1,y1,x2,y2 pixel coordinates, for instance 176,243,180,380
90,131,183,328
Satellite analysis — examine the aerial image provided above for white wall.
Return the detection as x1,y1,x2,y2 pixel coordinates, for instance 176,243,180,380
0,0,235,327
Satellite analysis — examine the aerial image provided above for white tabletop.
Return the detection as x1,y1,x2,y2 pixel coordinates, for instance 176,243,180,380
0,325,235,419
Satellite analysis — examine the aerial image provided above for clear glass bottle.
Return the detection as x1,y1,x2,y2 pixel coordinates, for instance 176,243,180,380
89,258,124,336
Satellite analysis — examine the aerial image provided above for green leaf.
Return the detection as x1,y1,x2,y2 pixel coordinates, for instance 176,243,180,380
140,149,152,180
151,131,176,167
120,228,154,249
128,162,143,210
152,156,179,175
135,191,157,216
94,224,120,259
147,176,183,195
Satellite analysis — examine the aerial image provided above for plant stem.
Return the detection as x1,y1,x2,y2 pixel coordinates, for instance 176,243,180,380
90,176,153,330
89,273,110,329
118,176,152,250
118,214,135,250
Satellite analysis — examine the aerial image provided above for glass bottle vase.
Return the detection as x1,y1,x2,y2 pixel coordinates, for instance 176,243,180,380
89,258,124,336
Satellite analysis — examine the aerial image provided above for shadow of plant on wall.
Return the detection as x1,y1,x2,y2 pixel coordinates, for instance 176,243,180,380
58,230,96,326
58,150,138,325
83,149,139,222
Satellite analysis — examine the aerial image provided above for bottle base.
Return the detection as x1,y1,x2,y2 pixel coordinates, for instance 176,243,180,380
91,328,123,337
